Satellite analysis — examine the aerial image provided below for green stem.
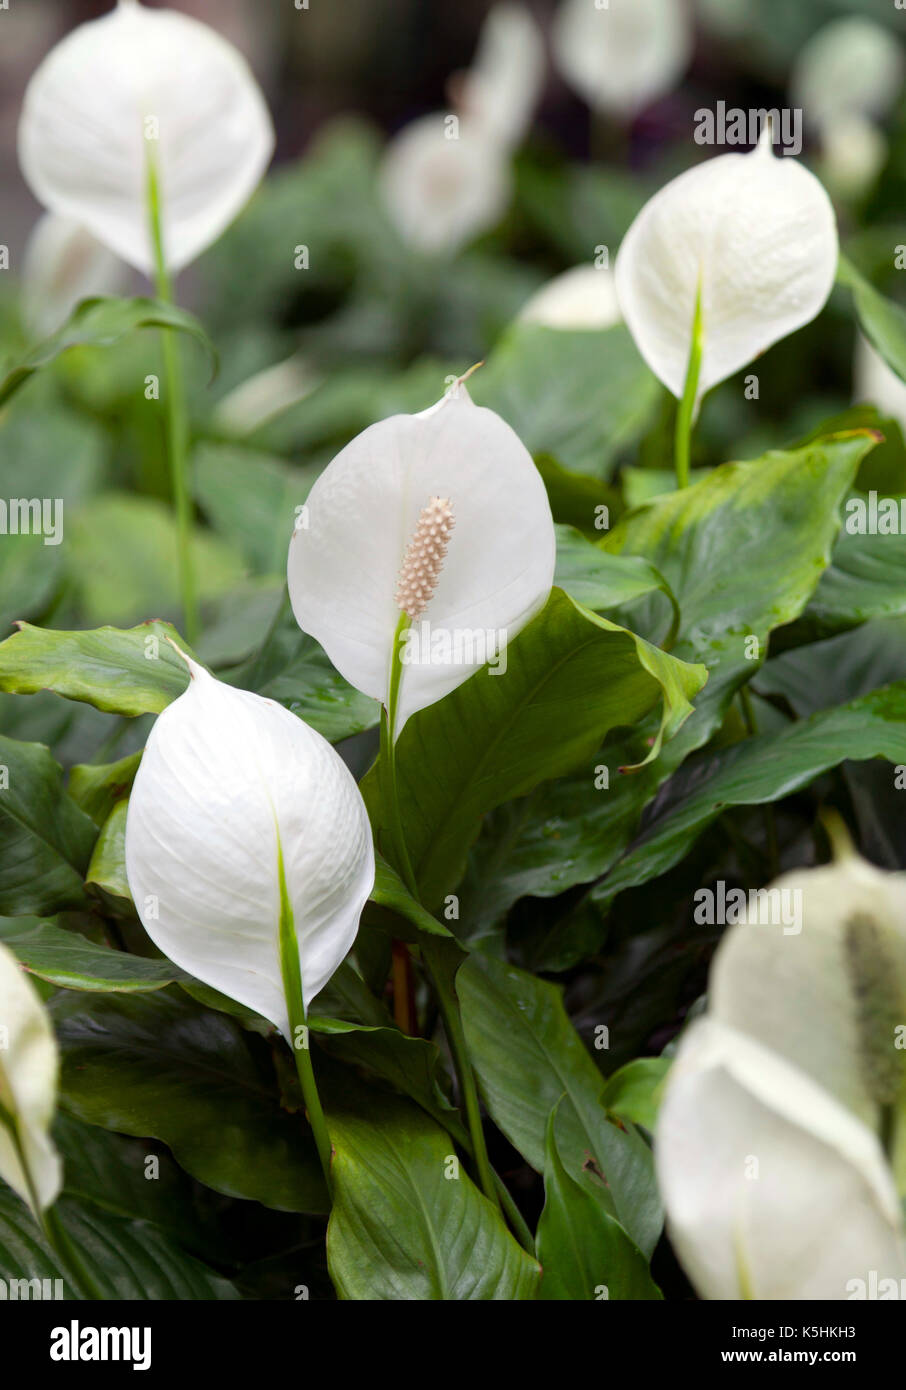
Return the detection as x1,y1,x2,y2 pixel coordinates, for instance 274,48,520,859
674,278,704,490
276,838,333,1195
383,611,418,897
147,157,198,644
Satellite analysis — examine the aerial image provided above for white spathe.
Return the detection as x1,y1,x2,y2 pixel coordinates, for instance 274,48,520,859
552,0,692,118
518,264,620,330
615,127,838,400
379,113,511,255
22,213,128,339
18,0,275,277
287,384,556,734
657,854,906,1300
0,942,62,1216
458,3,545,152
124,658,375,1036
791,18,904,135
855,332,906,433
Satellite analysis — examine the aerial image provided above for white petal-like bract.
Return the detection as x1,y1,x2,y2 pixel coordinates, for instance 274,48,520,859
124,659,375,1035
287,384,555,732
792,18,904,135
615,130,838,400
855,331,906,432
458,3,545,151
22,213,128,339
0,942,62,1216
552,0,692,118
518,264,620,330
379,113,511,255
18,0,275,276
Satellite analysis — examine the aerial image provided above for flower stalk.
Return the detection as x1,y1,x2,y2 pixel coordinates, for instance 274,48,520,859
674,277,704,490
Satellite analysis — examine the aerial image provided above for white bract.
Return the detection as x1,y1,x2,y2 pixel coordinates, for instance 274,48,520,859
855,333,906,432
658,854,906,1299
379,4,543,254
615,126,838,401
125,656,375,1037
791,18,904,135
22,213,127,339
518,264,620,330
287,383,556,735
552,0,692,118
18,0,274,276
0,942,62,1217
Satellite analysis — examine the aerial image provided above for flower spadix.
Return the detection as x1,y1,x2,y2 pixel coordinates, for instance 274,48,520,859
615,124,838,402
0,942,62,1217
552,0,692,119
657,852,906,1300
124,654,374,1037
287,381,556,734
18,0,274,276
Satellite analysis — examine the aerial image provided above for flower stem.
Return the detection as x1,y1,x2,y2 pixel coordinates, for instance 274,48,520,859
276,837,333,1195
674,278,704,491
147,157,198,644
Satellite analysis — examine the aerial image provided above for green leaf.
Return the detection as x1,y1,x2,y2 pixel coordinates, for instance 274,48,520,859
0,620,191,715
0,1189,238,1300
534,452,619,533
363,587,706,909
458,953,663,1257
536,1105,662,1300
326,1084,540,1300
788,501,906,643
85,799,132,908
0,295,216,407
472,322,661,477
368,856,452,940
600,1058,671,1131
554,523,678,638
69,751,142,827
0,735,97,915
593,680,906,911
838,254,906,385
0,919,182,992
51,989,328,1214
193,442,319,575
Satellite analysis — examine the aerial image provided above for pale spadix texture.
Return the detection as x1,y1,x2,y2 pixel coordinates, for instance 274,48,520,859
18,0,274,276
518,264,620,331
287,385,556,733
0,942,62,1216
125,659,374,1036
657,855,906,1300
22,213,127,339
615,128,838,400
552,0,692,118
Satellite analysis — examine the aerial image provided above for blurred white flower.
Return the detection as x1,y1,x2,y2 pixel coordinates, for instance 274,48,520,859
213,354,322,436
22,213,128,339
820,117,889,203
125,654,375,1036
0,941,61,1218
854,332,906,434
791,18,904,136
287,381,555,734
552,0,692,119
518,263,620,330
18,0,274,277
658,853,906,1299
457,3,545,151
379,114,511,256
379,4,543,254
615,126,838,401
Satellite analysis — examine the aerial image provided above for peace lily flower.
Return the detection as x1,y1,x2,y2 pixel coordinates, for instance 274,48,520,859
379,4,543,254
855,333,906,434
518,264,621,331
287,379,556,737
124,653,375,1038
0,941,62,1218
22,213,127,339
657,852,906,1299
18,0,275,277
614,124,839,404
552,0,692,119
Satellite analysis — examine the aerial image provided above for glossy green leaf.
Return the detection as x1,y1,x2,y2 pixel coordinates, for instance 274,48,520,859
0,296,216,407
789,505,906,643
554,524,678,638
600,1058,671,1131
193,442,319,576
326,1085,540,1300
69,751,142,827
458,953,662,1257
0,621,191,715
363,587,706,909
0,919,182,992
51,989,328,1214
85,799,131,908
536,1106,662,1300
368,856,452,940
0,735,97,915
838,255,906,385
